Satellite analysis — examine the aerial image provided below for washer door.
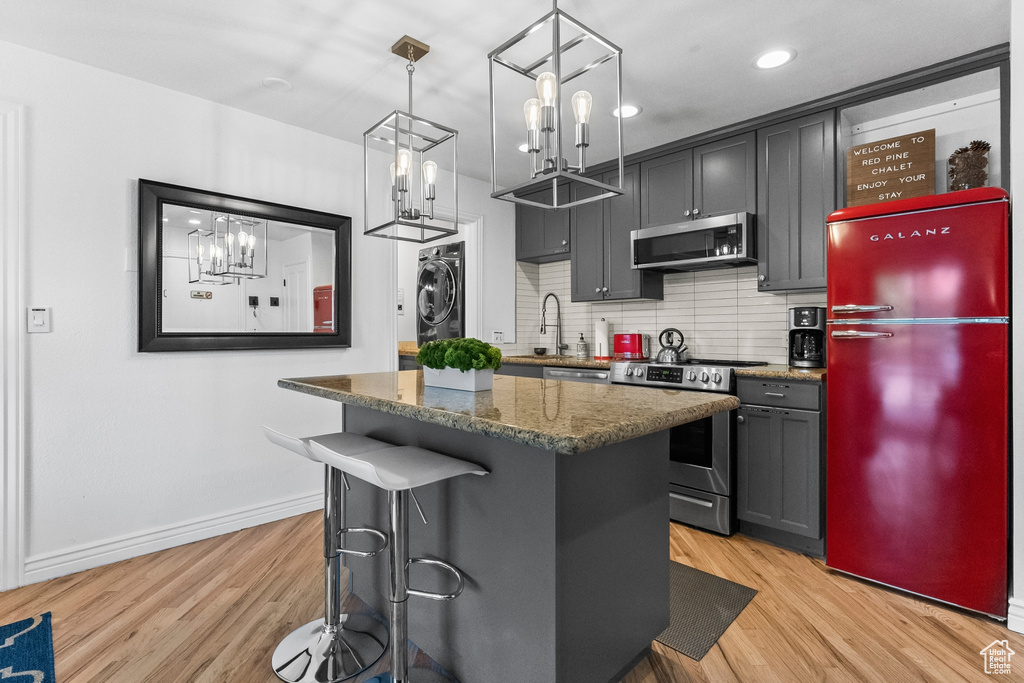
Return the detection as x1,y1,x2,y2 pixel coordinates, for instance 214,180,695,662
417,260,457,327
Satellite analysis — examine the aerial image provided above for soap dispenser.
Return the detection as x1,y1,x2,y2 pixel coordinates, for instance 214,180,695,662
575,333,589,359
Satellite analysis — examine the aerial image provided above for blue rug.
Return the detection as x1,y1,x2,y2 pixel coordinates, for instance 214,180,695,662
0,612,57,682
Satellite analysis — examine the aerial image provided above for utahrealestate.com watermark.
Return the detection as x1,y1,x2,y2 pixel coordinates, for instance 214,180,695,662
981,640,1015,675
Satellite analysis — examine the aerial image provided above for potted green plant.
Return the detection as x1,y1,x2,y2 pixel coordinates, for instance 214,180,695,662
416,337,502,392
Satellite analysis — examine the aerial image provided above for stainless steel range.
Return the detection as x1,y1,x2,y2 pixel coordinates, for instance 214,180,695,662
611,358,767,535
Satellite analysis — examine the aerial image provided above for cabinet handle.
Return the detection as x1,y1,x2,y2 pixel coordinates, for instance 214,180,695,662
765,392,785,397
758,274,766,282
561,239,568,245
684,209,691,216
736,415,745,423
595,287,602,293
602,287,609,293
693,208,700,215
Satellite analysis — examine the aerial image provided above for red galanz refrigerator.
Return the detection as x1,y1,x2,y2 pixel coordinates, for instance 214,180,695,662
825,187,1009,618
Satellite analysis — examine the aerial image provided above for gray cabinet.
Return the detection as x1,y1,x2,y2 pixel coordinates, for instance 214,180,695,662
398,355,420,371
736,378,825,556
756,111,835,291
639,132,756,228
515,186,570,263
570,165,663,302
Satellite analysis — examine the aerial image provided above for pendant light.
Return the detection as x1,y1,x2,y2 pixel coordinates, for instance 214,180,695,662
488,0,624,210
364,36,459,243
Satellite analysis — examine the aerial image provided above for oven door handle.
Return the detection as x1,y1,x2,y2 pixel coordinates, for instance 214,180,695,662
669,492,714,508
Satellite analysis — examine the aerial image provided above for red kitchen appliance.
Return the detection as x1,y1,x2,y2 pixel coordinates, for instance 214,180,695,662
825,187,1009,617
613,333,649,359
313,285,333,333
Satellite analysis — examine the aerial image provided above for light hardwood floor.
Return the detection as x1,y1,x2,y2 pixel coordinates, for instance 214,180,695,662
1,513,1019,682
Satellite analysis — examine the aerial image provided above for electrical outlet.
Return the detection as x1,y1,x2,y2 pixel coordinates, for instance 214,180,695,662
492,330,504,344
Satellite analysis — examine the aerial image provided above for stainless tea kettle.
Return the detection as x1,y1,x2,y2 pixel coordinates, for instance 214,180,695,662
655,328,687,363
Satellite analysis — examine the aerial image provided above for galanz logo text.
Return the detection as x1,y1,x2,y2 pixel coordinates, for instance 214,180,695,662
870,227,950,241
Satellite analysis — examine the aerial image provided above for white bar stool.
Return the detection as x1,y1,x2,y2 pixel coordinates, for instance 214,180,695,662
264,426,393,683
308,440,488,683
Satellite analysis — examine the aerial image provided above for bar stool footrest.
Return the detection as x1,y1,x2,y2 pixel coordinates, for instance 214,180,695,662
337,526,388,558
406,557,465,601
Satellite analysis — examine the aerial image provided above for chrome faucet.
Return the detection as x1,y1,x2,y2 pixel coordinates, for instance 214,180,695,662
540,292,569,355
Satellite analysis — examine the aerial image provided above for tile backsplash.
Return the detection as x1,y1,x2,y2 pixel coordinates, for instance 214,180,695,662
502,260,825,365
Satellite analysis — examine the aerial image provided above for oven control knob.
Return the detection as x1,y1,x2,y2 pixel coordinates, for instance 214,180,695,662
636,368,644,377
625,368,634,376
712,372,722,384
686,371,697,381
700,372,710,383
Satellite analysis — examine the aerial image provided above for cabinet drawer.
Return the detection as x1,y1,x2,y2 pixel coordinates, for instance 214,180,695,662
737,379,819,410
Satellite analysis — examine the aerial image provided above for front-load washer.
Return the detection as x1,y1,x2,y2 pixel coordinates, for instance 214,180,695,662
416,241,464,345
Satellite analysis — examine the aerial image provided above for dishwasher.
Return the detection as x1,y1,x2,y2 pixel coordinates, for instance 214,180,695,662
542,366,611,384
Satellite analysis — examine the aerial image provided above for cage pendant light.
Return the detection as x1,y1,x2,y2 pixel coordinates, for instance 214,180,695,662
488,0,624,210
364,36,459,243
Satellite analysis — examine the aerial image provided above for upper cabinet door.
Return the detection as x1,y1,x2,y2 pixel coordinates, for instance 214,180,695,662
570,182,607,302
603,166,642,299
692,132,756,219
640,149,693,228
515,186,570,263
757,111,836,292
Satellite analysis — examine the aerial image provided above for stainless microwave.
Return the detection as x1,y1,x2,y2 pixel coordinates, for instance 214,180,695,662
631,212,756,272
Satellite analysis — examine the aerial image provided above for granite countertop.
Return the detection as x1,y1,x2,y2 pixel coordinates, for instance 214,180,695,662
734,365,826,381
500,354,611,369
279,371,738,454
398,344,611,371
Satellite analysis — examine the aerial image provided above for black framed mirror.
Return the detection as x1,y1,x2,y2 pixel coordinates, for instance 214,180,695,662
139,179,351,351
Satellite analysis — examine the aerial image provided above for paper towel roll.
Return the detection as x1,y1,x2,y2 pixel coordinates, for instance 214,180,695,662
594,318,610,360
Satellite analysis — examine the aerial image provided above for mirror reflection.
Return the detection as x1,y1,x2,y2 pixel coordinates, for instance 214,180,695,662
138,179,351,352
161,203,336,333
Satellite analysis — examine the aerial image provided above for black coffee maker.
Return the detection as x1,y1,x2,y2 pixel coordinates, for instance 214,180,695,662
789,307,826,368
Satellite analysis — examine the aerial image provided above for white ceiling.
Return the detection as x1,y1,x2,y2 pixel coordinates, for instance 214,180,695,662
0,0,1010,181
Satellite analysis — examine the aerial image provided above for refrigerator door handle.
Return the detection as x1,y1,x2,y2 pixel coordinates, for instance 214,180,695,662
831,304,894,314
831,330,894,339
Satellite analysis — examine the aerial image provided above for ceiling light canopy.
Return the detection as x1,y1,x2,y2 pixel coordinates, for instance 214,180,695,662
488,0,625,211
363,36,459,243
754,49,795,69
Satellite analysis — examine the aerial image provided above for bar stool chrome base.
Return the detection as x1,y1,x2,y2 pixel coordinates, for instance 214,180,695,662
273,614,389,683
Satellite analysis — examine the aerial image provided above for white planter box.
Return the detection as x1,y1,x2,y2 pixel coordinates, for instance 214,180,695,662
422,367,494,392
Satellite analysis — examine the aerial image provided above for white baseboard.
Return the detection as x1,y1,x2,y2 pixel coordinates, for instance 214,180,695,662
1007,598,1024,633
22,490,322,585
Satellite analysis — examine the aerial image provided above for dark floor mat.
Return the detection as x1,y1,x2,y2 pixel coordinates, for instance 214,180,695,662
655,562,757,661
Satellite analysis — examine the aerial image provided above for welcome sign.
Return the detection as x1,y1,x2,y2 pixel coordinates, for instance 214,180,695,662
846,129,935,207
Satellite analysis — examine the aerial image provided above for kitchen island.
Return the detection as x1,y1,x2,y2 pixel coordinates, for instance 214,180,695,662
279,371,738,683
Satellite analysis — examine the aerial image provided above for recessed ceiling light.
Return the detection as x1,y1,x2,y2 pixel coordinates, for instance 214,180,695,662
518,143,530,153
754,49,795,69
188,219,202,225
262,77,293,93
613,104,643,118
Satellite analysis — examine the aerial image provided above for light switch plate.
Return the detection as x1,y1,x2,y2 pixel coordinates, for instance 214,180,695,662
397,288,405,315
27,307,51,333
492,330,504,344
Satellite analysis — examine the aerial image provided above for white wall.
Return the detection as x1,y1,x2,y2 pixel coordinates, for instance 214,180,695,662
0,39,403,584
1008,4,1024,633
